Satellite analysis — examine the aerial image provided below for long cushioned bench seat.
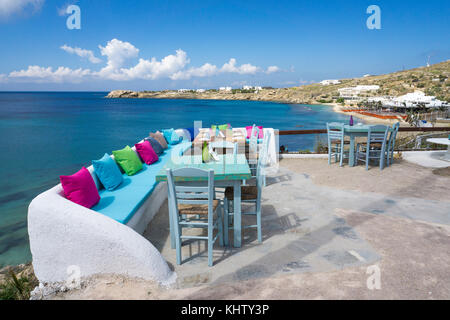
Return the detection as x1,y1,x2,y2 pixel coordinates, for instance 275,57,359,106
92,141,191,224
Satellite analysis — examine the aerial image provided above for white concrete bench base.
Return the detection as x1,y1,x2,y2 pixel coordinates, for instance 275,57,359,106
28,183,176,286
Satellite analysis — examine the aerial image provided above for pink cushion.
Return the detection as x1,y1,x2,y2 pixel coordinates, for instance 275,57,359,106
246,126,264,139
60,167,100,208
135,140,159,165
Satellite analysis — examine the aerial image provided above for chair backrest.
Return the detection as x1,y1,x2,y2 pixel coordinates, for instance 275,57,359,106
388,122,400,151
326,122,344,142
255,131,271,188
367,125,389,150
166,168,215,217
249,124,260,159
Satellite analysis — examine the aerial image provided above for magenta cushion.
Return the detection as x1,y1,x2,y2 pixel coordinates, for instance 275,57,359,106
246,126,264,139
135,140,159,165
60,167,100,208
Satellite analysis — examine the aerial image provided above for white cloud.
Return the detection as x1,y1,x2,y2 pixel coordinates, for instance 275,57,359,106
0,0,44,18
61,45,102,64
99,39,139,69
4,38,280,83
9,65,91,83
171,63,218,80
220,58,261,74
0,74,7,83
266,66,280,74
122,49,190,80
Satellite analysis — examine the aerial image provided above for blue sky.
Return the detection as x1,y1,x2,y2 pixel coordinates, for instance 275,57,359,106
0,0,448,91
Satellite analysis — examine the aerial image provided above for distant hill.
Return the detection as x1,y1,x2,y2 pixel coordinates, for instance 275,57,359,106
293,60,450,104
107,60,450,104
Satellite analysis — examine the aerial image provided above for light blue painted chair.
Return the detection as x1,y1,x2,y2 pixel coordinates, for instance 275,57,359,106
259,131,271,187
355,125,390,170
326,122,348,166
386,122,400,167
166,168,224,267
223,141,267,245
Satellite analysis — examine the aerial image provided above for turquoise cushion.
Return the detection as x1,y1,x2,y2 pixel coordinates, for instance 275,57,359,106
162,128,181,145
92,153,123,191
92,142,191,224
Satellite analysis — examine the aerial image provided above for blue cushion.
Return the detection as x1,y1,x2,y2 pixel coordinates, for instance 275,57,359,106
144,136,164,155
185,127,199,142
162,128,181,145
92,153,123,191
92,142,191,224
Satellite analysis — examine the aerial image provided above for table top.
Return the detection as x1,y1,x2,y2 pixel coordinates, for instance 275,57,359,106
156,154,251,182
193,128,246,146
427,138,450,146
329,123,393,133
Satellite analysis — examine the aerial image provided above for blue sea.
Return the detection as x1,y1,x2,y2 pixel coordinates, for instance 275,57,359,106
0,92,353,267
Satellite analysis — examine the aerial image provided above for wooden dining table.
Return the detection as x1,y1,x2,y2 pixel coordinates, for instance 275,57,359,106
156,153,251,248
329,124,393,167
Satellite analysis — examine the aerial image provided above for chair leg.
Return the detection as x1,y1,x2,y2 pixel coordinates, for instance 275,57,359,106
223,198,229,246
256,200,262,243
172,214,182,265
365,149,369,171
339,143,344,167
218,207,224,247
208,220,213,267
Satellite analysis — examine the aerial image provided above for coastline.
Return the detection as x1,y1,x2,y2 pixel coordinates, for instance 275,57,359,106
323,102,399,124
106,90,396,125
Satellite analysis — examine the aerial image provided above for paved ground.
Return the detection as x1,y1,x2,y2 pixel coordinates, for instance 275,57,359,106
50,158,450,299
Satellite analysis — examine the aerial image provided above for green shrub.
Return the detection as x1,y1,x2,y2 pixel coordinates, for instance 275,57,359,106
0,270,38,300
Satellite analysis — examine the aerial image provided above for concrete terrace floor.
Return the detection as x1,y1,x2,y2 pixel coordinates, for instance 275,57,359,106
54,158,450,299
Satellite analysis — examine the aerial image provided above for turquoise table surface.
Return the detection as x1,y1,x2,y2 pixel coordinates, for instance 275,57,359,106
329,124,393,167
156,154,251,182
156,153,251,248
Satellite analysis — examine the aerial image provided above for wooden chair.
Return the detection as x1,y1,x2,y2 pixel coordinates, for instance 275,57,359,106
355,125,390,170
386,122,400,166
223,142,267,245
326,122,349,166
166,168,224,267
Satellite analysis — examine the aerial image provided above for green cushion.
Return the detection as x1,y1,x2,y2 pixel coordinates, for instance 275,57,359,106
202,141,210,162
92,142,192,224
211,124,230,131
112,146,143,176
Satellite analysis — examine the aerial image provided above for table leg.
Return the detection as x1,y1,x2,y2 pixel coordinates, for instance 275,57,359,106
349,135,356,167
233,180,242,248
168,194,175,249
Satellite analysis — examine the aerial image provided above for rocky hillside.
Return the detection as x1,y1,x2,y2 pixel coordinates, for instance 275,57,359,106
107,60,450,104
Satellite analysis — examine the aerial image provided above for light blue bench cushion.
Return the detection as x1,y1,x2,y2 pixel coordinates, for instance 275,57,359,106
92,142,191,224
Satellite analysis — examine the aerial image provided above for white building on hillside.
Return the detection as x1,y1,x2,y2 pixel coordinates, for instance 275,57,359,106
219,86,232,92
196,89,206,93
368,91,449,109
393,91,447,108
338,85,380,99
178,89,190,93
320,79,341,85
242,85,263,90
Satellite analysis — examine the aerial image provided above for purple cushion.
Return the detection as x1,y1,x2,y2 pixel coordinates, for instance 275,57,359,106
135,140,159,165
60,167,100,208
